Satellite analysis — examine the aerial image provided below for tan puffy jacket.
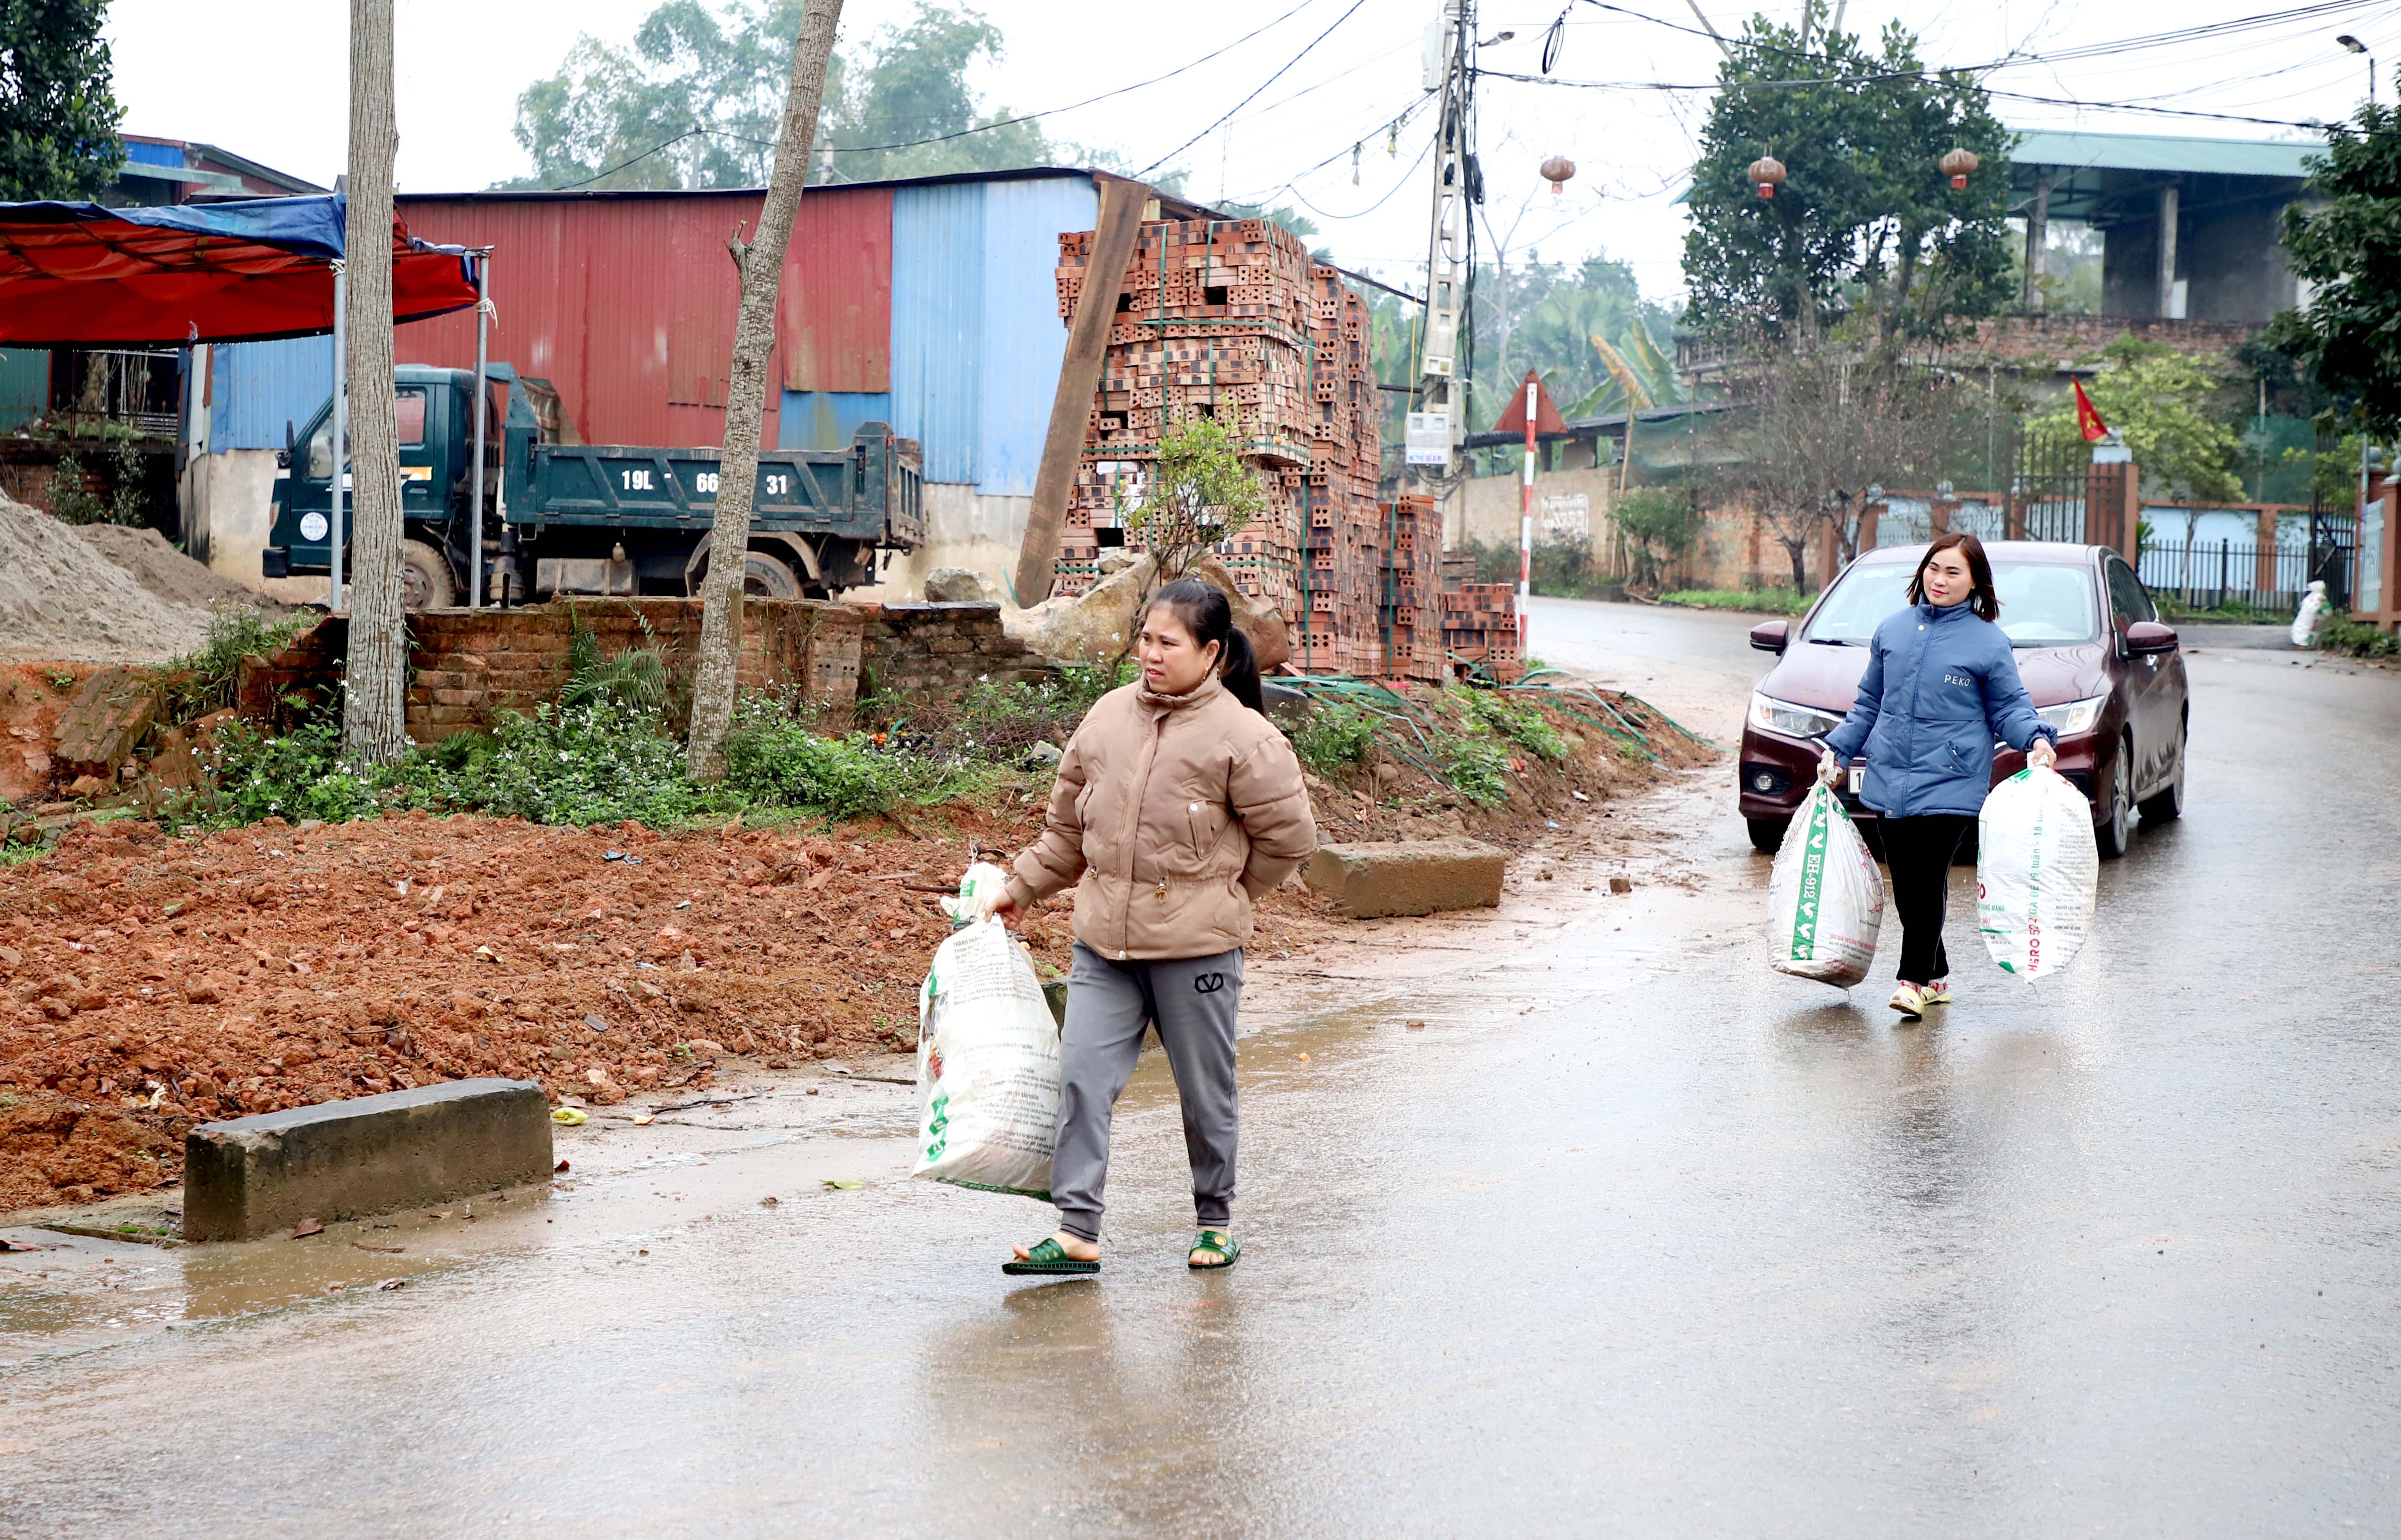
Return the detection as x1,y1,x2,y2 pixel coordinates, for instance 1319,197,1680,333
1005,673,1317,960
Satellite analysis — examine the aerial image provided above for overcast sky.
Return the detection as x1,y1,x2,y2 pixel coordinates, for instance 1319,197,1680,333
104,1,2395,301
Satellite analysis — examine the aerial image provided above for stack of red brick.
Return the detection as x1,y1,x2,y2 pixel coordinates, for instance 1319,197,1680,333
1442,583,1524,681
1053,215,1451,678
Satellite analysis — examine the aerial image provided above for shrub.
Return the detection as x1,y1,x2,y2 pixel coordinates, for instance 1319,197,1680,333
407,701,704,827
720,697,958,817
1453,686,1569,761
198,718,383,827
2316,610,2400,658
1289,701,1378,777
1437,732,1513,806
1659,587,1815,616
159,607,314,723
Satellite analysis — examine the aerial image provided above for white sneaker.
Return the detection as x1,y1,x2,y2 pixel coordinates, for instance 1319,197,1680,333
1889,983,1927,1019
1923,981,1952,1005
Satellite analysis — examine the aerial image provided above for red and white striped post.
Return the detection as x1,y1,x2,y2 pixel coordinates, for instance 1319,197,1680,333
1519,376,1537,653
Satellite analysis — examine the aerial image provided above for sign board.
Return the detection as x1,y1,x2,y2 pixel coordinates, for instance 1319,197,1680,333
1405,411,1450,466
1539,491,1590,540
2360,495,2386,617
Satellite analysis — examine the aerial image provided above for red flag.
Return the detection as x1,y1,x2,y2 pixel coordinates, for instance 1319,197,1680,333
2072,377,2109,443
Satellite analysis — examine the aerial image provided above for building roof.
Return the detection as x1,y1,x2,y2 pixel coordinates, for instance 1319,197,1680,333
2011,129,2319,181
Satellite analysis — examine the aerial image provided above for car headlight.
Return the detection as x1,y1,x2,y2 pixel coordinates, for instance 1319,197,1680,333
1748,692,1843,740
2036,695,2108,737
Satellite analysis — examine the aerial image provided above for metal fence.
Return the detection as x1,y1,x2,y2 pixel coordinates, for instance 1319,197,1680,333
2136,538,2346,612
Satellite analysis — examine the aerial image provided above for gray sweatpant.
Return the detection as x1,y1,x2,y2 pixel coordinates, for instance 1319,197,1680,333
1051,940,1242,1243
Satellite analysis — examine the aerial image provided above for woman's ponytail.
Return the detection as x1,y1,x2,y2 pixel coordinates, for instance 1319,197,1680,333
1147,577,1267,716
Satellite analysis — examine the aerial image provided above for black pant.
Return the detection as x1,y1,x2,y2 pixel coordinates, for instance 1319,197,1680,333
1881,814,1974,986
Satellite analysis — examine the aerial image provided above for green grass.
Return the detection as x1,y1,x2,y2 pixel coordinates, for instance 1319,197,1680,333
1289,701,1379,778
1659,588,1817,616
2153,595,2288,625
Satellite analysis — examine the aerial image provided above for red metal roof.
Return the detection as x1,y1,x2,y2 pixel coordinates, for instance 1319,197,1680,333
394,185,895,448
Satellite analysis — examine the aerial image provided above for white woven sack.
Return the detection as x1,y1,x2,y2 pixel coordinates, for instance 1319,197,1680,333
1766,782,1885,989
1975,766,2099,981
912,864,1061,1200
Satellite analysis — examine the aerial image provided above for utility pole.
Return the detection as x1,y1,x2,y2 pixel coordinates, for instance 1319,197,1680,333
1407,0,1476,481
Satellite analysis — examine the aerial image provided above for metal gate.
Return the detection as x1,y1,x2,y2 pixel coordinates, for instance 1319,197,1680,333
2008,434,2092,543
2307,425,2359,608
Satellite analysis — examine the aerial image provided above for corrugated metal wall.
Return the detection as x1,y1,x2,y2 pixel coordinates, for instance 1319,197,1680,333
889,182,986,486
210,335,333,451
0,348,48,432
976,177,1094,496
784,187,892,394
200,173,1096,489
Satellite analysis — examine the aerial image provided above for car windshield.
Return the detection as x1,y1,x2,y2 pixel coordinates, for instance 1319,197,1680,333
1803,558,2099,646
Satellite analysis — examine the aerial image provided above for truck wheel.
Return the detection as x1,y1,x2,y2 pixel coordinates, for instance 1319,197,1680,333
741,552,801,600
1746,816,1788,854
400,539,455,610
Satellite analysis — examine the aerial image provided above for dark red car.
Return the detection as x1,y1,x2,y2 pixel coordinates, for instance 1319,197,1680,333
1738,541,2190,859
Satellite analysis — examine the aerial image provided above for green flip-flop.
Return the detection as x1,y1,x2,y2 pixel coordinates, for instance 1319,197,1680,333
1188,1230,1240,1270
1002,1236,1099,1276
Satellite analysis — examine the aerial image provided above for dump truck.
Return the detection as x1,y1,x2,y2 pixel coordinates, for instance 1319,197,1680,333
262,363,923,607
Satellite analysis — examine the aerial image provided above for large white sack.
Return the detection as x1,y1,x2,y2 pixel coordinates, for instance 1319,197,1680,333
2292,580,2327,648
1975,766,2099,981
1766,781,1885,989
912,864,1061,1200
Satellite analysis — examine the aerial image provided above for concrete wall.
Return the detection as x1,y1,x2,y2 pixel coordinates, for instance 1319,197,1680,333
1439,466,1623,575
855,483,1034,603
178,447,323,605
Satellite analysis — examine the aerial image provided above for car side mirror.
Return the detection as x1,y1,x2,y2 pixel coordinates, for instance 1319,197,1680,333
2125,620,2179,655
1749,619,1789,654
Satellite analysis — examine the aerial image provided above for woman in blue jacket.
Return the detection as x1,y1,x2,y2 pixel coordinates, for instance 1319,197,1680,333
1818,532,2059,1019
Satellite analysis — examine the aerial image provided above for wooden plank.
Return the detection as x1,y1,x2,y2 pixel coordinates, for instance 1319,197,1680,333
1011,174,1150,607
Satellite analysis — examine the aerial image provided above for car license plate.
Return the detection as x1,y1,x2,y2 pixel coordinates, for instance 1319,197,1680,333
1847,763,1864,795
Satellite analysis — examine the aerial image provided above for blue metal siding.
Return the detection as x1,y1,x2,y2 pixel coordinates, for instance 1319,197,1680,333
211,336,333,451
777,389,895,451
889,183,985,485
123,140,186,168
977,176,1094,497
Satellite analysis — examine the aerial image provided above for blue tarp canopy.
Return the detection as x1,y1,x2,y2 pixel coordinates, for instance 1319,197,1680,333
0,194,479,347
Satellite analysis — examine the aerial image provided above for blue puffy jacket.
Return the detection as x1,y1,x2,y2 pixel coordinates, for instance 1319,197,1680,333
1820,600,2058,819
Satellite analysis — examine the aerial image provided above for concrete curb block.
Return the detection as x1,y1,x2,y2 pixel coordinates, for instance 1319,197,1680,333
1303,839,1507,918
183,1079,553,1242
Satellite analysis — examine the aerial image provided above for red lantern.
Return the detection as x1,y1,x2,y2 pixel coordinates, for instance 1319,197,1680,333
1540,155,1576,196
1940,147,1979,190
1748,155,1786,200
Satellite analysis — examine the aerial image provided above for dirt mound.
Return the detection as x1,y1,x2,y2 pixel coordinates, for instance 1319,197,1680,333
0,496,214,665
76,523,290,618
0,683,1709,1211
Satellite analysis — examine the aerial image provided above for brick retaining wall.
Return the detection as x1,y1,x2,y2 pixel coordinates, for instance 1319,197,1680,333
238,599,863,745
853,602,1060,702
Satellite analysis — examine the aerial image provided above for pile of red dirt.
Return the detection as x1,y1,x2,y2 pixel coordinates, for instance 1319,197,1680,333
0,685,1710,1210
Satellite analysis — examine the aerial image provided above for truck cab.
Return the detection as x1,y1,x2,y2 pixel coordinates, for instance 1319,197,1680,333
264,365,922,608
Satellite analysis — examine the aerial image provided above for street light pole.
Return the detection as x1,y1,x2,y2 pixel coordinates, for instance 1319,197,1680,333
2338,34,2374,104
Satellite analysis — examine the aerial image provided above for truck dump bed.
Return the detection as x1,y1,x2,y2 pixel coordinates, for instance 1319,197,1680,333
515,425,922,547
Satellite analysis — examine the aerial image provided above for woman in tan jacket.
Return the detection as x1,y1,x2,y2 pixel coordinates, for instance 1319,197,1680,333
990,578,1317,1276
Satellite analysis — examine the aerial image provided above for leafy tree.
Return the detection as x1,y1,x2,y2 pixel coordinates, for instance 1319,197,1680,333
504,1,1063,191
2267,102,2401,438
0,0,123,199
2029,338,2242,507
1681,1,2013,350
1128,417,1264,583
1610,486,1697,591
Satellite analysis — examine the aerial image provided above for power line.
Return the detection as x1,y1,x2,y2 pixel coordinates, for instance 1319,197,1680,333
547,0,1331,189
1139,0,1372,177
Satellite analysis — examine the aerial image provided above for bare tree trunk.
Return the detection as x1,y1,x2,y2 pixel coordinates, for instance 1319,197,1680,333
685,0,845,784
340,0,409,766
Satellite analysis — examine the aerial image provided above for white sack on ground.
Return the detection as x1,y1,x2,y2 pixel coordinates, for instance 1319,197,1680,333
912,863,1061,1200
1976,766,2099,981
2292,580,2327,648
1766,781,1885,989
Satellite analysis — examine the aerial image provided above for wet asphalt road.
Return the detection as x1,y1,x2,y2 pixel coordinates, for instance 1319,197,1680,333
4,602,2399,1536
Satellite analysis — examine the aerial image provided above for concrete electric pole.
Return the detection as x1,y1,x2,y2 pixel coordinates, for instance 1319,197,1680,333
1407,0,1477,479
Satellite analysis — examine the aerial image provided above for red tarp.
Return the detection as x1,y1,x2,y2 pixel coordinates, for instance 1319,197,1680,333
0,195,479,347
